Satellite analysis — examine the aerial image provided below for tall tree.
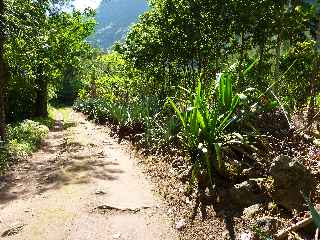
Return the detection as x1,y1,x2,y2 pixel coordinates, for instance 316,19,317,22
124,0,316,99
4,0,95,119
32,8,95,117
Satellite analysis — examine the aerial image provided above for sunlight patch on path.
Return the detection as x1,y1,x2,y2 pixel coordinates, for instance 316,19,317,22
0,110,176,240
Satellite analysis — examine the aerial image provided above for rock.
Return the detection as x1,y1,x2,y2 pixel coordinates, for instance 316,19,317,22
95,190,106,195
112,233,121,239
254,108,290,136
270,155,314,211
222,230,230,239
242,168,262,178
226,179,267,209
178,168,191,183
172,158,184,168
175,219,186,231
242,204,262,218
239,231,254,240
185,197,192,205
254,217,282,236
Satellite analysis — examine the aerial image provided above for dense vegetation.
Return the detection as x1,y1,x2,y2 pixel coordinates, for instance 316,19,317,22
0,0,96,170
77,0,319,165
74,0,320,236
0,0,319,238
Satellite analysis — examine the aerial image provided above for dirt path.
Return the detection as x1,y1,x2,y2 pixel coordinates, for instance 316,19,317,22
0,111,177,240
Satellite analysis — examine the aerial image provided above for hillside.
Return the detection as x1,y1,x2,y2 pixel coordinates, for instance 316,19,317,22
89,0,148,49
88,0,317,49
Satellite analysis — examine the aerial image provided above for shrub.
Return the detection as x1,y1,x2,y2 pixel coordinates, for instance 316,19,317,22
7,120,49,148
0,120,49,172
0,148,9,173
167,72,249,215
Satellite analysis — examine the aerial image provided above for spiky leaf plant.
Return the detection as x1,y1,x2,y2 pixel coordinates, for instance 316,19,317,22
168,71,247,219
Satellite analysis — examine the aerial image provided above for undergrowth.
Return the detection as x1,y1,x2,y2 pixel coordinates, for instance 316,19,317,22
0,118,51,173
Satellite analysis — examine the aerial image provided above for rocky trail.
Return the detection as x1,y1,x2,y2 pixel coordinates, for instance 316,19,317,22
0,110,177,240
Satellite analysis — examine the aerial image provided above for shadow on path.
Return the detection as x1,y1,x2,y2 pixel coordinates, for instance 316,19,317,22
0,115,123,205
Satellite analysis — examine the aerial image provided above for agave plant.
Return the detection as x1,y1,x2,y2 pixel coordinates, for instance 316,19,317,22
168,71,247,219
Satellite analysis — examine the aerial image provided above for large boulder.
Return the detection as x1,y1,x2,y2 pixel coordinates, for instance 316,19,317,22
270,155,314,211
242,204,262,218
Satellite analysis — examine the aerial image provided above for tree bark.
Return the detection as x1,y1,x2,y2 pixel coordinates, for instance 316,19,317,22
34,67,48,117
34,81,48,117
0,0,8,142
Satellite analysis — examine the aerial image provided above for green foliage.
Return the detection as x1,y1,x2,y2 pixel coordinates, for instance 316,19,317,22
167,72,246,190
279,39,320,109
7,120,49,151
74,96,160,129
32,117,56,129
123,0,318,112
251,225,273,240
0,120,49,172
74,0,320,219
4,0,96,120
0,148,9,173
303,193,320,228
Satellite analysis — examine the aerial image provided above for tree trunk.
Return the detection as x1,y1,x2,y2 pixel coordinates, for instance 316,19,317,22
34,73,48,118
0,0,8,142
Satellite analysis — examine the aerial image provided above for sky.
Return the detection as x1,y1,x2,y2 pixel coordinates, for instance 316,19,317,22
73,0,103,11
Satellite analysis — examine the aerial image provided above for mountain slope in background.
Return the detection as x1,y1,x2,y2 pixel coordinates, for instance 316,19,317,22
89,0,317,50
89,0,148,49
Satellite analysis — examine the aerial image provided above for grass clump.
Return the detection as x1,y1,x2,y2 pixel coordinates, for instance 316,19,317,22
0,120,49,173
7,120,49,154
